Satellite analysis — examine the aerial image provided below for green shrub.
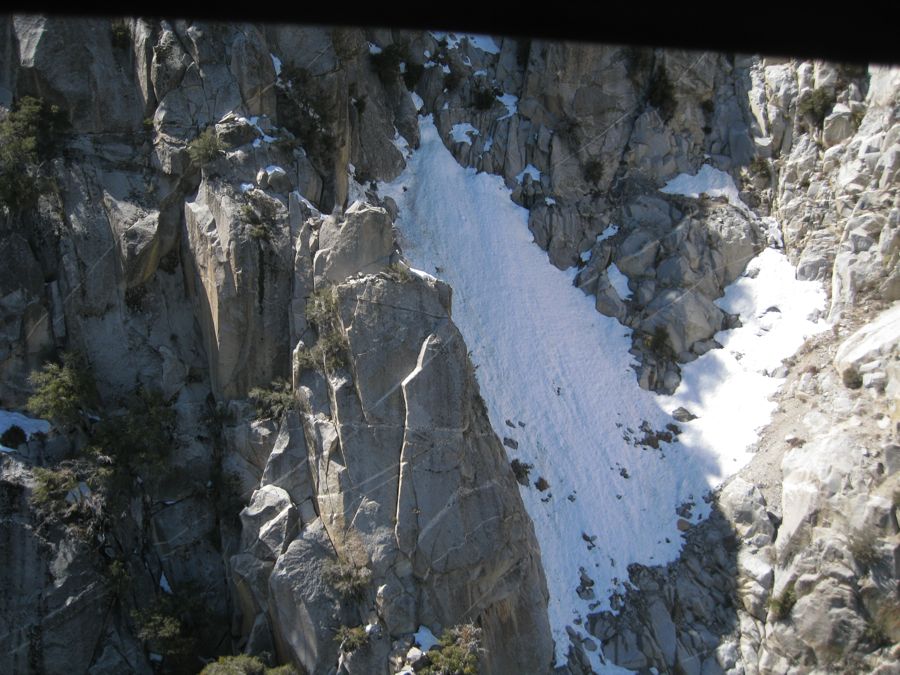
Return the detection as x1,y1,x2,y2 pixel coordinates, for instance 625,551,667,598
106,559,132,599
472,86,499,111
0,96,68,210
296,286,350,373
275,67,336,165
797,87,835,128
1,424,26,449
647,69,676,122
769,582,797,621
188,127,228,167
515,39,531,68
646,326,672,357
849,530,879,571
749,157,770,178
334,625,368,654
624,46,654,79
370,43,407,83
583,159,604,185
248,379,295,420
200,654,268,675
403,62,425,90
556,115,580,148
322,557,371,600
384,262,412,283
31,465,78,515
27,351,97,428
443,69,464,92
88,388,177,467
132,597,195,658
420,623,483,675
110,20,130,49
199,654,298,674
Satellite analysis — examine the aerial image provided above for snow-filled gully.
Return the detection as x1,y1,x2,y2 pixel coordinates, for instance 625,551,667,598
379,115,827,671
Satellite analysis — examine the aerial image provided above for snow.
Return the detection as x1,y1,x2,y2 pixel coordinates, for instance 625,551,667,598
449,123,479,144
660,164,745,208
440,64,451,75
410,91,424,111
1,410,50,451
391,130,412,159
291,190,320,216
159,572,173,594
607,263,632,300
413,625,440,651
430,31,500,54
482,137,493,153
270,53,282,76
515,163,541,184
379,116,826,669
545,196,557,206
597,224,619,242
497,93,518,120
265,165,285,176
466,34,501,54
240,182,254,193
367,42,382,55
660,249,828,480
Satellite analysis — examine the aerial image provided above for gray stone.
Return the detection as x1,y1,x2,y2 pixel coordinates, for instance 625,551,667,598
316,201,395,284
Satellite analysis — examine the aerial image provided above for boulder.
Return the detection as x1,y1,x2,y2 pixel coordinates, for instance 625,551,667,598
315,201,394,284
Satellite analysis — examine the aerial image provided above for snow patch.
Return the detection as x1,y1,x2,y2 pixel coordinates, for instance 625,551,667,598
660,164,745,209
597,224,619,242
1,410,50,451
270,53,282,76
160,572,173,594
660,248,828,481
367,42,382,55
380,116,826,669
607,263,632,300
516,164,541,183
497,93,518,120
545,196,557,206
449,123,479,144
414,625,439,651
410,91,424,111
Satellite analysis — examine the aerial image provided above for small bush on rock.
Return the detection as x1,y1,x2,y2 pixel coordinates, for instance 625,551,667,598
797,87,835,129
335,625,368,653
647,69,676,122
297,286,350,374
472,86,499,111
89,388,177,467
420,623,483,675
322,557,372,600
403,62,425,90
28,351,97,428
132,597,195,658
0,96,68,210
248,379,295,420
188,127,228,167
370,43,407,83
200,654,299,674
768,582,797,621
583,159,604,185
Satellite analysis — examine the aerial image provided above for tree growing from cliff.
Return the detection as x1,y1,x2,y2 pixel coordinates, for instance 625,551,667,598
27,351,98,429
0,96,68,211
